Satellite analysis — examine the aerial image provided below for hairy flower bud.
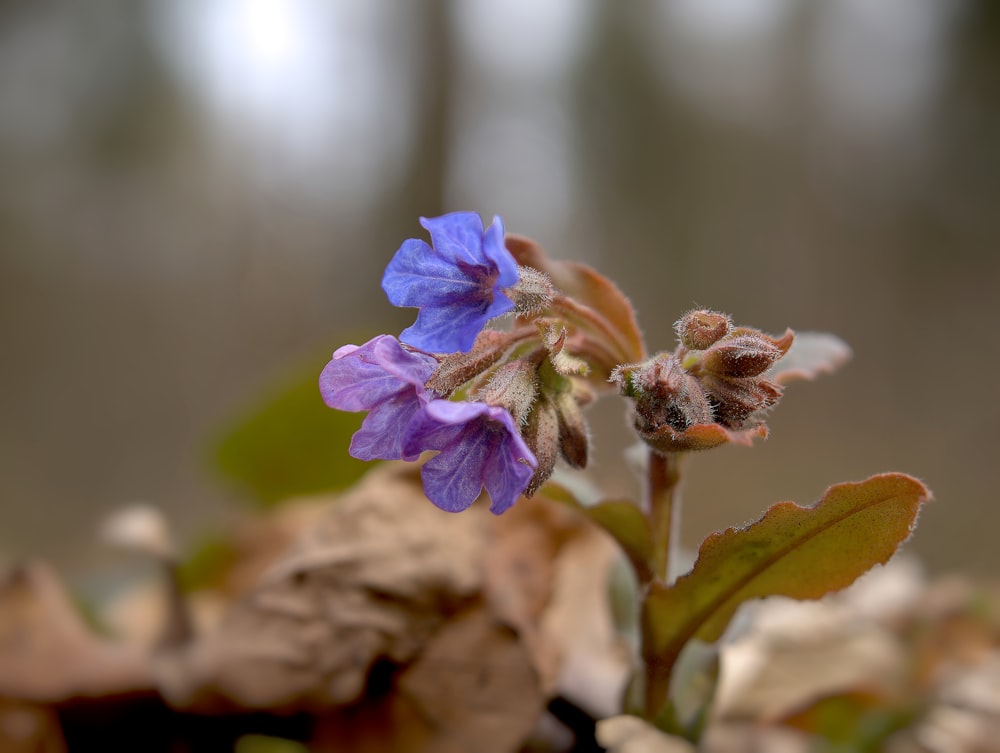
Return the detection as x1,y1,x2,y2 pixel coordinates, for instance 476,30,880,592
523,397,560,497
613,355,714,434
476,360,539,425
508,266,555,316
701,332,786,379
675,310,731,350
554,391,588,469
700,374,782,429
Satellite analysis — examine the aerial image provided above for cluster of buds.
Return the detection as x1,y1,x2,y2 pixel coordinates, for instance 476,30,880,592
611,310,794,453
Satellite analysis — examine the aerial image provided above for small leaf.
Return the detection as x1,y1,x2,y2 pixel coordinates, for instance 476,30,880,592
211,354,371,507
541,483,653,584
770,331,852,385
644,474,930,679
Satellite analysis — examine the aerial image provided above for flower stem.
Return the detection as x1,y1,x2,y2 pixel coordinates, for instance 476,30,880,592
647,450,683,583
643,449,684,719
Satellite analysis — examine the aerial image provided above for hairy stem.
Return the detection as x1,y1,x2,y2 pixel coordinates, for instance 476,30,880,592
648,450,683,583
643,449,685,718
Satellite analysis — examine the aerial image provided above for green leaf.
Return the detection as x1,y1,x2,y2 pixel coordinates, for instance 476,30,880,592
644,473,930,671
210,354,370,508
541,482,653,584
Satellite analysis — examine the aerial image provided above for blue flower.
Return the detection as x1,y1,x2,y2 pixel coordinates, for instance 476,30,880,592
319,335,438,461
404,399,537,514
381,212,520,354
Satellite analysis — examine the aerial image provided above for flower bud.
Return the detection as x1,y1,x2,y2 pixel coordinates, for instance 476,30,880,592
702,333,785,379
508,266,555,316
522,397,560,497
616,355,714,434
700,374,782,429
476,360,539,425
675,310,731,350
554,391,588,469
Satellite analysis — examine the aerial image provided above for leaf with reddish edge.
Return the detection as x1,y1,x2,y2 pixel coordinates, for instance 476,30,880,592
505,234,646,364
769,332,852,386
540,483,654,584
642,473,930,713
640,422,768,454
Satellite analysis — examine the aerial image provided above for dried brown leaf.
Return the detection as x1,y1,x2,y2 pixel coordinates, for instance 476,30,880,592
154,463,489,712
314,607,545,753
891,654,1000,753
483,497,582,692
0,562,151,703
715,598,907,722
539,523,631,718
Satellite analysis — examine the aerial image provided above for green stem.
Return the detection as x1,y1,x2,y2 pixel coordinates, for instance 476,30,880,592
643,449,685,719
648,450,683,583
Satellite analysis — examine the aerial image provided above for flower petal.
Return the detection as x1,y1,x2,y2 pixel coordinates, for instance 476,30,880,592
371,334,437,385
348,391,427,461
420,424,493,512
409,400,536,514
419,212,489,267
382,238,484,309
403,398,487,457
482,215,519,289
483,432,536,514
320,335,411,411
399,299,499,354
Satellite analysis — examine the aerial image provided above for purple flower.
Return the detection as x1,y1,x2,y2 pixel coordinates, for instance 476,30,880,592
319,335,438,461
381,212,520,354
405,400,537,515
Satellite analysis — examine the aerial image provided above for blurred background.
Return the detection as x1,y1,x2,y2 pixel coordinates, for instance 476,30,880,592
1,0,997,576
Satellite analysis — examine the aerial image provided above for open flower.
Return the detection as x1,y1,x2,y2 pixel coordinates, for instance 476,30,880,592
382,212,520,354
319,335,438,461
404,400,537,514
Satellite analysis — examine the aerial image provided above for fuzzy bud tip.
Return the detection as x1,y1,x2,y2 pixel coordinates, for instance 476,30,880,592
508,266,555,316
676,310,731,350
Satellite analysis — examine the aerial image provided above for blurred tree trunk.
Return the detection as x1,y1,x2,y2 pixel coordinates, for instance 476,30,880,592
375,0,452,251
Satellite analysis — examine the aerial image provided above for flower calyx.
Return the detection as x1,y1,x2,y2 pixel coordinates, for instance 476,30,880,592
475,360,539,426
508,266,555,317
